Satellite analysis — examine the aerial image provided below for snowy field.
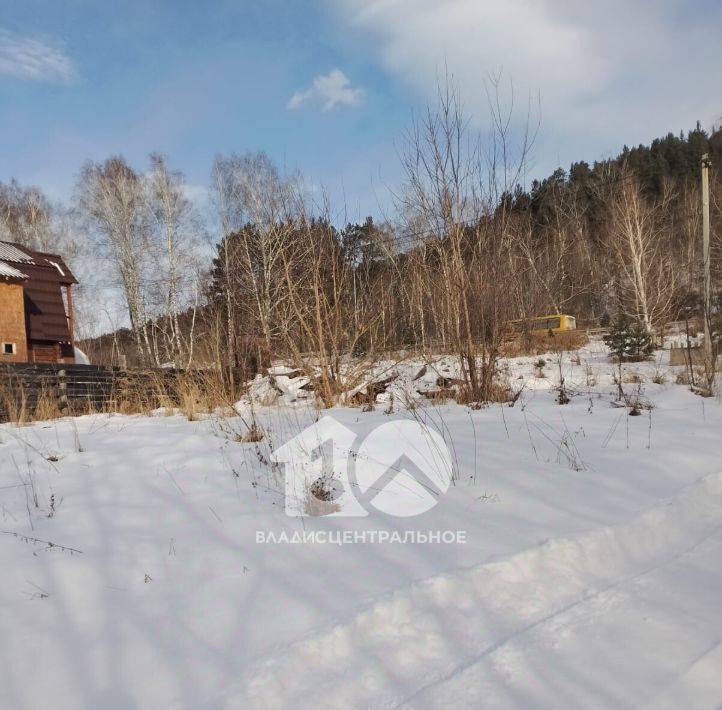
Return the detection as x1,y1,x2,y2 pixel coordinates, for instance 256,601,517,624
1,342,721,709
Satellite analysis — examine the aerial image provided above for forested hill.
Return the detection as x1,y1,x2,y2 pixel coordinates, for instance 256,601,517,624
508,123,722,219
613,124,721,190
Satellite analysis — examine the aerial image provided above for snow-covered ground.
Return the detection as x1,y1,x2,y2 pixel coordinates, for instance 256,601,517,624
1,342,721,709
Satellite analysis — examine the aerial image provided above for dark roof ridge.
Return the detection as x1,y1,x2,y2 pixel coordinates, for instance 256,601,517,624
0,240,77,284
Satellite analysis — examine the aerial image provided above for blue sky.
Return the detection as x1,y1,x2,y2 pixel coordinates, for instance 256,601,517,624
1,0,721,221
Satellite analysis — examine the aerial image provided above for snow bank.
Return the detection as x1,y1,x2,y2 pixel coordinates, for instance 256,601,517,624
211,471,722,709
238,338,694,410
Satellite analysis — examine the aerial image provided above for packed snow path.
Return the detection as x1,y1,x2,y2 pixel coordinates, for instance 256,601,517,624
210,472,722,709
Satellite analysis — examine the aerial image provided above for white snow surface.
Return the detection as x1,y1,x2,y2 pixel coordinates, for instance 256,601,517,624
73,346,90,365
1,344,721,709
241,339,691,409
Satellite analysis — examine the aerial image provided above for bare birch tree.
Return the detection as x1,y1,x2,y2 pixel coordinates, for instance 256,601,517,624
145,154,202,366
77,157,154,364
0,180,54,250
607,174,679,329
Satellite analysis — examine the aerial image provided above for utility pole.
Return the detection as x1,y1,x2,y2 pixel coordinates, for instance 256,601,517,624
701,153,714,388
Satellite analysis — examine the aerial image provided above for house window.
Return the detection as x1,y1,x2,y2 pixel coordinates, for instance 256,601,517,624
2,343,16,355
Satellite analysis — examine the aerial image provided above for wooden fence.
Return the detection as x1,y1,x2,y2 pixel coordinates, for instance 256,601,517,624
0,363,245,422
669,345,721,368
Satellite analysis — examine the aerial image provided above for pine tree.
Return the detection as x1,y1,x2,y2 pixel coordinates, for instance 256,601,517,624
603,317,655,361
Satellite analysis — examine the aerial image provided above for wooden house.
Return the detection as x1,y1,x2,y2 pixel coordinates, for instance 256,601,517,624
0,241,78,364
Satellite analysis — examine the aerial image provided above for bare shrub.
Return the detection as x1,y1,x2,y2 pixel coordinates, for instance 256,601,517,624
303,478,342,517
0,377,29,425
623,372,643,384
177,378,202,421
624,384,655,416
32,388,63,422
534,358,547,378
501,331,588,358
241,424,264,443
585,364,597,388
457,374,512,405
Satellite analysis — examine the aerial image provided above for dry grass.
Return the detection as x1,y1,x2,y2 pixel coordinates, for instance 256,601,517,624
240,424,265,443
178,369,240,420
534,358,547,378
0,381,29,425
177,376,203,421
0,367,239,426
303,479,342,517
457,378,513,405
112,369,237,420
0,379,62,425
425,389,452,404
32,388,64,421
501,330,589,358
585,364,597,387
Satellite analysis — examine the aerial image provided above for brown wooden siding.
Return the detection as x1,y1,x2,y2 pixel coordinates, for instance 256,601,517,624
28,342,75,364
0,281,28,362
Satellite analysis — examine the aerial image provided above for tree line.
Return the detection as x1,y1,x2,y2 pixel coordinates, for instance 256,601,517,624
1,84,720,401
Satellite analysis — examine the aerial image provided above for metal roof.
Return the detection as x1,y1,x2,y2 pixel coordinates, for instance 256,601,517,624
0,241,78,344
31,250,78,285
0,241,77,284
0,241,35,264
0,260,28,279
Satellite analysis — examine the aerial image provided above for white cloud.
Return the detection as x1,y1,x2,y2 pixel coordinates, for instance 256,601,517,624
329,0,722,170
288,68,365,111
0,30,76,83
